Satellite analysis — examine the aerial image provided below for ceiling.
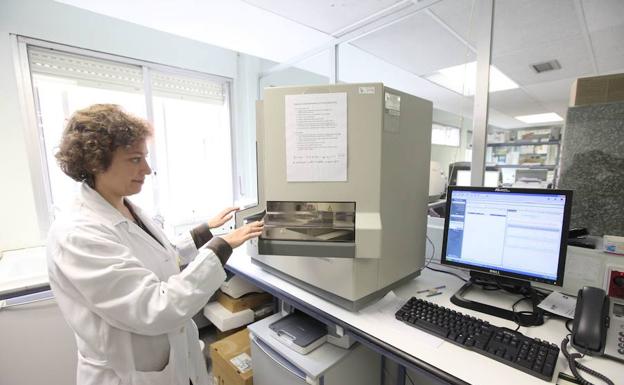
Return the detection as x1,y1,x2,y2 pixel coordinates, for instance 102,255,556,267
56,0,624,129
244,0,624,128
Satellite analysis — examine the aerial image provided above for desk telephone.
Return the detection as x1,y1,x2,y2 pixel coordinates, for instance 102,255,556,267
561,286,624,385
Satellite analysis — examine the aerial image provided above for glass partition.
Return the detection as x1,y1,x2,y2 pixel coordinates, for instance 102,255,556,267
488,0,624,236
259,49,331,95
341,0,479,204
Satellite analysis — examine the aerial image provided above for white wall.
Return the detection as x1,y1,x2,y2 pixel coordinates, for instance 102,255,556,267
0,33,41,251
260,63,330,92
0,296,78,385
0,0,253,251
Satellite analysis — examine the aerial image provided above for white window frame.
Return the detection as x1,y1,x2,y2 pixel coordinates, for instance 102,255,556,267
13,35,238,238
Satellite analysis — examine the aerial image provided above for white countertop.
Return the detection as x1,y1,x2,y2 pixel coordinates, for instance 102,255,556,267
0,247,49,296
226,249,623,385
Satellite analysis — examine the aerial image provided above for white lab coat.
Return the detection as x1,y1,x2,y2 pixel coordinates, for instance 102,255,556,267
47,182,226,385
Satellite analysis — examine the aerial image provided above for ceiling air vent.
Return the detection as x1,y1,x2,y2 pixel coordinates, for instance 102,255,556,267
531,60,561,74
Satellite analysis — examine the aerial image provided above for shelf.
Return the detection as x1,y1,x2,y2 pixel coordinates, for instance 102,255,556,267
495,164,557,170
487,140,560,147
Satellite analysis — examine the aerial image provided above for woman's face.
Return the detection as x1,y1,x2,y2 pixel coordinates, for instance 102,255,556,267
94,139,152,198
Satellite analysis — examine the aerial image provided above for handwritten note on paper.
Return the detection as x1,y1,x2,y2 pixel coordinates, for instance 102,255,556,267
285,93,347,182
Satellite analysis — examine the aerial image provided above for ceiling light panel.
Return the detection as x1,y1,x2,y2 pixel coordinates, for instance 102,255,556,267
514,112,563,124
424,61,519,96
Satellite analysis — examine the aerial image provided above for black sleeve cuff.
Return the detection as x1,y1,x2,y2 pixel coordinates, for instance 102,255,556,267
205,236,233,265
190,223,213,248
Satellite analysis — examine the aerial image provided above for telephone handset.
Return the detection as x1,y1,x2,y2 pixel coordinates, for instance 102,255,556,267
571,286,610,354
561,286,615,385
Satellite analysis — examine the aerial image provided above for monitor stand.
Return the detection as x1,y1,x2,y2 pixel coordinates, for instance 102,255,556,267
450,271,544,325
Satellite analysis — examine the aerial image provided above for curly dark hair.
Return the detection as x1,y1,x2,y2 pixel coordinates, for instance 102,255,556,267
56,104,152,187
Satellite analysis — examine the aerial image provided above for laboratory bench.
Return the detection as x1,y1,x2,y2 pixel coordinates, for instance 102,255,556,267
226,249,623,385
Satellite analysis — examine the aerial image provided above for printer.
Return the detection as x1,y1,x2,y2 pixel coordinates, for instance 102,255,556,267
237,83,432,310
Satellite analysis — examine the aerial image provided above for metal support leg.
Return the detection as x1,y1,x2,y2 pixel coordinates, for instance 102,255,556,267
381,355,386,385
397,364,406,385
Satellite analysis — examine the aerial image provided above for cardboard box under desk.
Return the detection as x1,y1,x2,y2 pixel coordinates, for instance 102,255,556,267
570,73,624,106
216,325,246,341
216,291,273,313
210,328,253,385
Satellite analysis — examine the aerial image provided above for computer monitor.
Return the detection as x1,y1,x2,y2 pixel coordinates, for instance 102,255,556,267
448,162,501,187
441,186,573,321
456,170,500,187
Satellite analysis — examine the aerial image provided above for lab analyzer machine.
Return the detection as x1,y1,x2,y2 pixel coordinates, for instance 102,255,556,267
237,83,433,310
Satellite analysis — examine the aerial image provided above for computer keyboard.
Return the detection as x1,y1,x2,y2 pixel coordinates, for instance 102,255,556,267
395,297,560,382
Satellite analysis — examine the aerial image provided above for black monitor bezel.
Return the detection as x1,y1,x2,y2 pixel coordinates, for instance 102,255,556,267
440,186,573,287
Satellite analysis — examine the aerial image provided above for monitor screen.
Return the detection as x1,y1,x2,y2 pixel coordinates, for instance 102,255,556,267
455,170,500,187
441,186,572,286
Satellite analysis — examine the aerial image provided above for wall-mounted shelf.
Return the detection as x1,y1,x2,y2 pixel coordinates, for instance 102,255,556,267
487,140,560,147
496,164,557,170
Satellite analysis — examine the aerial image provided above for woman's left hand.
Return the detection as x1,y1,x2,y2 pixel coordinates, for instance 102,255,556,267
208,207,239,229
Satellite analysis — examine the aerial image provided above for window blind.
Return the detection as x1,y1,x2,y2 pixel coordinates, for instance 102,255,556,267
28,47,143,91
28,47,226,103
151,72,225,104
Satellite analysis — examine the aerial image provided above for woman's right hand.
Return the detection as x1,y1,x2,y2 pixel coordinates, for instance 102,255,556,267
221,221,264,249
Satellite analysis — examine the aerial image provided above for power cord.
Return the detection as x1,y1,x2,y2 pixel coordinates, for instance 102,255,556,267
422,238,545,329
425,266,469,283
561,335,614,385
424,235,436,268
467,277,547,328
424,235,469,283
506,284,546,328
565,319,574,333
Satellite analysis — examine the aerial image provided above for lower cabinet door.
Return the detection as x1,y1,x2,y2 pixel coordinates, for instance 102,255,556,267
250,336,320,385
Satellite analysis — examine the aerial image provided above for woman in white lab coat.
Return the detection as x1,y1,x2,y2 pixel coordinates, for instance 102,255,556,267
46,104,264,385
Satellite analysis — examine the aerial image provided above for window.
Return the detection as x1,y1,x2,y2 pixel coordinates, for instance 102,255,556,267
431,123,461,147
27,45,235,237
151,71,233,236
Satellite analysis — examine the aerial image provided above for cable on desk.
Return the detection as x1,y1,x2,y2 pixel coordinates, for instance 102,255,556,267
565,319,574,333
423,241,550,329
424,235,469,283
499,283,545,328
425,265,468,283
421,235,561,331
466,277,549,329
424,235,436,269
561,335,615,385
